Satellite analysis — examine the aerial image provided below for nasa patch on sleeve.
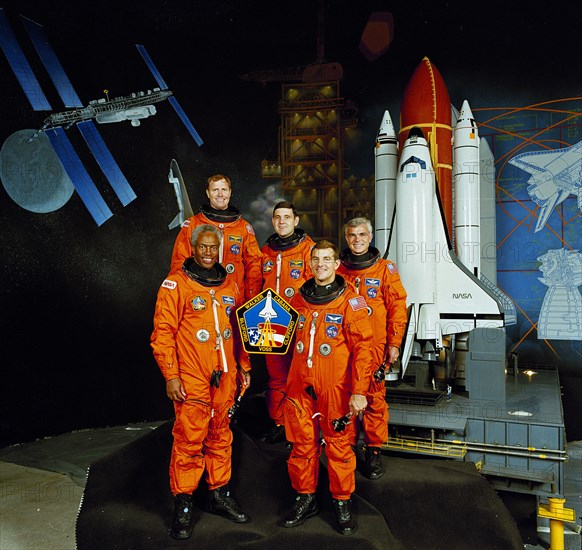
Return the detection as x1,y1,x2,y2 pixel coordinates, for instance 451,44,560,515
162,279,177,290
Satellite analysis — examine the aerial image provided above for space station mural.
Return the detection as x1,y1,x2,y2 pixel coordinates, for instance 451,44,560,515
1,7,580,370
0,8,202,225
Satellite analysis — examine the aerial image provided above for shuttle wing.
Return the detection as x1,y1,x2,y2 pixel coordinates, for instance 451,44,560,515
168,159,194,230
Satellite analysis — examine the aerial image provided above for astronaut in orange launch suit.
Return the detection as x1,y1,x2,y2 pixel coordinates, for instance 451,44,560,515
169,174,263,301
152,224,251,540
282,240,374,536
337,217,407,480
260,201,314,443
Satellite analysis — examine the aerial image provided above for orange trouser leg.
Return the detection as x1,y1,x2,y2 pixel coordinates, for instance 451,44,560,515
317,386,357,498
169,400,210,495
362,379,389,447
265,354,290,425
324,432,356,500
204,400,234,490
284,396,320,494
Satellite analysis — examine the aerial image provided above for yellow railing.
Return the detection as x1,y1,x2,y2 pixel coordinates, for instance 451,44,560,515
382,437,467,458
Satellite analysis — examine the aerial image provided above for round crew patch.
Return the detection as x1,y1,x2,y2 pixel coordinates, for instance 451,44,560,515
319,343,331,356
196,329,210,342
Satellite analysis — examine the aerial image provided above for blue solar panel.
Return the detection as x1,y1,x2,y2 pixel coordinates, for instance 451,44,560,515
0,8,51,110
45,127,113,226
21,15,83,108
135,44,168,89
168,96,204,146
136,44,203,146
77,120,137,207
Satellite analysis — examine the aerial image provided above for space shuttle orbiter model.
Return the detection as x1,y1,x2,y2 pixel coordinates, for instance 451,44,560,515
395,127,505,371
369,60,568,504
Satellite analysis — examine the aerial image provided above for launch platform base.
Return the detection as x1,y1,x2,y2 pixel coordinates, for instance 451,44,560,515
387,365,566,498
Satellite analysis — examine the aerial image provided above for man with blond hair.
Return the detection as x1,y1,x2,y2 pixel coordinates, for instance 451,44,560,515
170,174,262,301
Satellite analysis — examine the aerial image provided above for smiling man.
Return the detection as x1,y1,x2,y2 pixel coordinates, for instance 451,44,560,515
152,224,252,539
170,174,263,300
260,201,314,444
282,240,374,536
338,217,407,480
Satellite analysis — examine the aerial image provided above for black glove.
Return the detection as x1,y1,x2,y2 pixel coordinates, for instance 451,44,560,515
210,370,223,388
228,395,243,418
331,412,353,432
373,360,387,382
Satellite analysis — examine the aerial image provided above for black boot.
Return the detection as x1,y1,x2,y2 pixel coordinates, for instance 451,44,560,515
282,493,318,528
170,493,193,539
205,485,250,523
364,446,384,480
332,498,357,535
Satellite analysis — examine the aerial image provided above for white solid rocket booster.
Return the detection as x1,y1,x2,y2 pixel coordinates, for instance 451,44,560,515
374,110,398,259
453,100,481,278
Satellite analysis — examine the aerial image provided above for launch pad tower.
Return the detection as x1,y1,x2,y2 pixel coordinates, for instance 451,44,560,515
277,80,357,243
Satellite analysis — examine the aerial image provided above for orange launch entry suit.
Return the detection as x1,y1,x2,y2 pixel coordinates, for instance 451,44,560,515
285,276,374,500
261,228,314,425
151,259,250,496
337,246,408,447
170,205,263,301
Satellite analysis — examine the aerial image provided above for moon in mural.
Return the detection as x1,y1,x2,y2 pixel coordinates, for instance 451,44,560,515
0,129,74,213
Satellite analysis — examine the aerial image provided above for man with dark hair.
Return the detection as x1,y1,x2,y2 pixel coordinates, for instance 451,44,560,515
152,224,251,540
282,240,374,536
260,201,314,444
170,174,263,300
338,217,407,479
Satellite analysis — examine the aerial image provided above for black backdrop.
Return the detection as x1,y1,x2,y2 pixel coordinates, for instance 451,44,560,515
1,0,581,446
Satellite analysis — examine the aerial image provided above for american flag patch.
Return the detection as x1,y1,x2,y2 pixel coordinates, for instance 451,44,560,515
246,224,255,235
387,263,398,274
349,296,367,311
